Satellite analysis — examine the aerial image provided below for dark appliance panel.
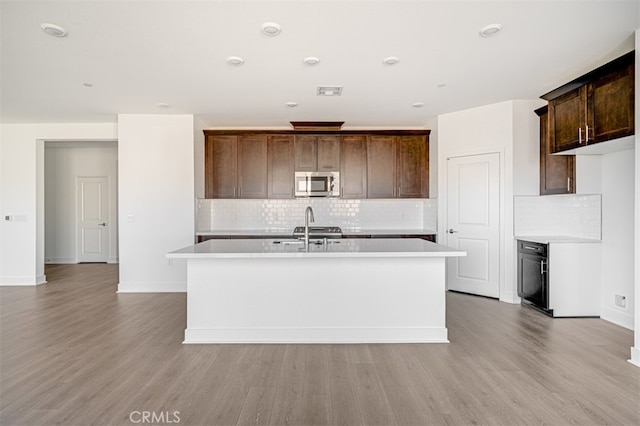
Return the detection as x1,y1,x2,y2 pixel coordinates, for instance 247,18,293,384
517,240,551,315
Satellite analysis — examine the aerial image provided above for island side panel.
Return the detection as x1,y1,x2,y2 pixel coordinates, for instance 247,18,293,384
184,256,447,343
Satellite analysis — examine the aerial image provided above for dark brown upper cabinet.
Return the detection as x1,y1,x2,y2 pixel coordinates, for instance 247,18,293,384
544,51,634,153
340,135,368,199
397,135,428,198
237,135,268,198
536,106,575,195
205,135,237,198
204,129,429,199
367,135,428,198
204,134,268,199
267,135,294,199
294,135,340,171
367,135,396,198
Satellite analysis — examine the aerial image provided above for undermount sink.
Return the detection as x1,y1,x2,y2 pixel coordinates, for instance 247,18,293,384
272,239,341,246
292,226,343,238
272,239,304,245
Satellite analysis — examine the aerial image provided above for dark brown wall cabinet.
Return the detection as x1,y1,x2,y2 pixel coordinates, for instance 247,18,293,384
544,51,634,153
267,135,294,198
536,106,575,195
294,135,340,171
367,135,428,198
205,135,237,198
205,134,275,199
340,135,368,198
204,129,429,199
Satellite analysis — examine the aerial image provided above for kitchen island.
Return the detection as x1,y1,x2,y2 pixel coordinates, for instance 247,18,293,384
167,238,465,344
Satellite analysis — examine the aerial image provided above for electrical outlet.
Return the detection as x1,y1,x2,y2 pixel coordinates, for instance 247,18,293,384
615,294,626,308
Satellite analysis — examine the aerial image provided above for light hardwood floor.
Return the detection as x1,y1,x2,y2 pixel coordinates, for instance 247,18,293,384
1,264,638,425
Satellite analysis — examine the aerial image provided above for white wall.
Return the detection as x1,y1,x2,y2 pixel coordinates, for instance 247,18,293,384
0,123,118,285
117,114,195,293
45,142,118,263
631,29,640,367
600,150,635,329
438,100,542,303
424,116,439,198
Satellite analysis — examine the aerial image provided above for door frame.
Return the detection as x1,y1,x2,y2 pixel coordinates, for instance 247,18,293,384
439,148,505,301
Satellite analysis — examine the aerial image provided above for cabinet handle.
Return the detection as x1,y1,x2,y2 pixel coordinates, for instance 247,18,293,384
578,127,583,144
585,125,589,143
567,177,570,192
540,260,546,275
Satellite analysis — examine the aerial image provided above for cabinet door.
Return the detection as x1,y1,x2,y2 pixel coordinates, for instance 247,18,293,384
317,135,341,171
588,63,634,143
268,135,294,198
294,135,317,171
537,107,575,195
549,87,586,152
340,135,367,198
205,135,237,198
238,135,268,198
397,135,428,198
367,135,396,198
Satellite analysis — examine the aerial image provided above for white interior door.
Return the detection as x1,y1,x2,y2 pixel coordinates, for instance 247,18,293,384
76,176,109,263
446,153,500,298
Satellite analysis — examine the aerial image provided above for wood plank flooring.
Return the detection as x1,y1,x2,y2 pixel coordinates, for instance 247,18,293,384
1,264,638,425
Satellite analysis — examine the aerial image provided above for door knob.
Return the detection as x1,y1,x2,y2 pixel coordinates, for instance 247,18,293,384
98,222,106,226
447,228,458,234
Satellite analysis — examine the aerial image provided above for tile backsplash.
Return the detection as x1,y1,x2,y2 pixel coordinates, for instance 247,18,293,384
514,194,601,240
197,198,438,231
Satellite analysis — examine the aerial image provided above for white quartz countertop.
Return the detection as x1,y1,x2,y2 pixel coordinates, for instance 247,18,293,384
168,238,465,259
196,228,437,237
515,235,601,244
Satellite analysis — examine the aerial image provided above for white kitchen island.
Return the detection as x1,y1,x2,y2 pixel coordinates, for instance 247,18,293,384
167,238,465,344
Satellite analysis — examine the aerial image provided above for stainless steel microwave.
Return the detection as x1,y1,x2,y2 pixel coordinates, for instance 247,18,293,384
294,171,340,197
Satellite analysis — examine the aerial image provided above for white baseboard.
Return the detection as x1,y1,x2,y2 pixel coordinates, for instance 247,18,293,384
45,258,76,264
500,290,520,304
107,257,119,264
184,326,449,344
117,282,186,293
629,347,640,368
1,275,47,286
600,305,634,330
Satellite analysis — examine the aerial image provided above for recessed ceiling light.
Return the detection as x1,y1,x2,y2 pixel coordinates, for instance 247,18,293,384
412,102,424,108
226,56,245,65
40,23,68,37
479,24,502,37
157,103,171,109
286,102,298,108
303,57,320,65
383,56,400,65
261,22,281,36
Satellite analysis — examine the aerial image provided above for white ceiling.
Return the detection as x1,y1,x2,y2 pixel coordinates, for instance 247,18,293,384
1,0,638,128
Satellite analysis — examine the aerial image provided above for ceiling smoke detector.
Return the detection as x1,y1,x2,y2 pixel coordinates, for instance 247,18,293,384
261,22,282,36
40,23,68,37
317,86,343,96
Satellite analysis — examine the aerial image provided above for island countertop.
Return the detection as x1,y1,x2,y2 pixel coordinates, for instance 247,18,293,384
168,238,465,259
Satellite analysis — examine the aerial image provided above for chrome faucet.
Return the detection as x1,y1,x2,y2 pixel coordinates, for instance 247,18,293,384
304,206,315,247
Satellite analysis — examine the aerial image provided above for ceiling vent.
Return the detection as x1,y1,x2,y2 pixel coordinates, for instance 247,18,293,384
317,86,343,96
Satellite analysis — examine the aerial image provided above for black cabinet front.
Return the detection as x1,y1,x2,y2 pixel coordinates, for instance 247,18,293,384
517,240,550,313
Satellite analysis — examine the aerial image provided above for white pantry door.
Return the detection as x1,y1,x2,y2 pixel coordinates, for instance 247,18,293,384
76,176,109,263
446,153,500,298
